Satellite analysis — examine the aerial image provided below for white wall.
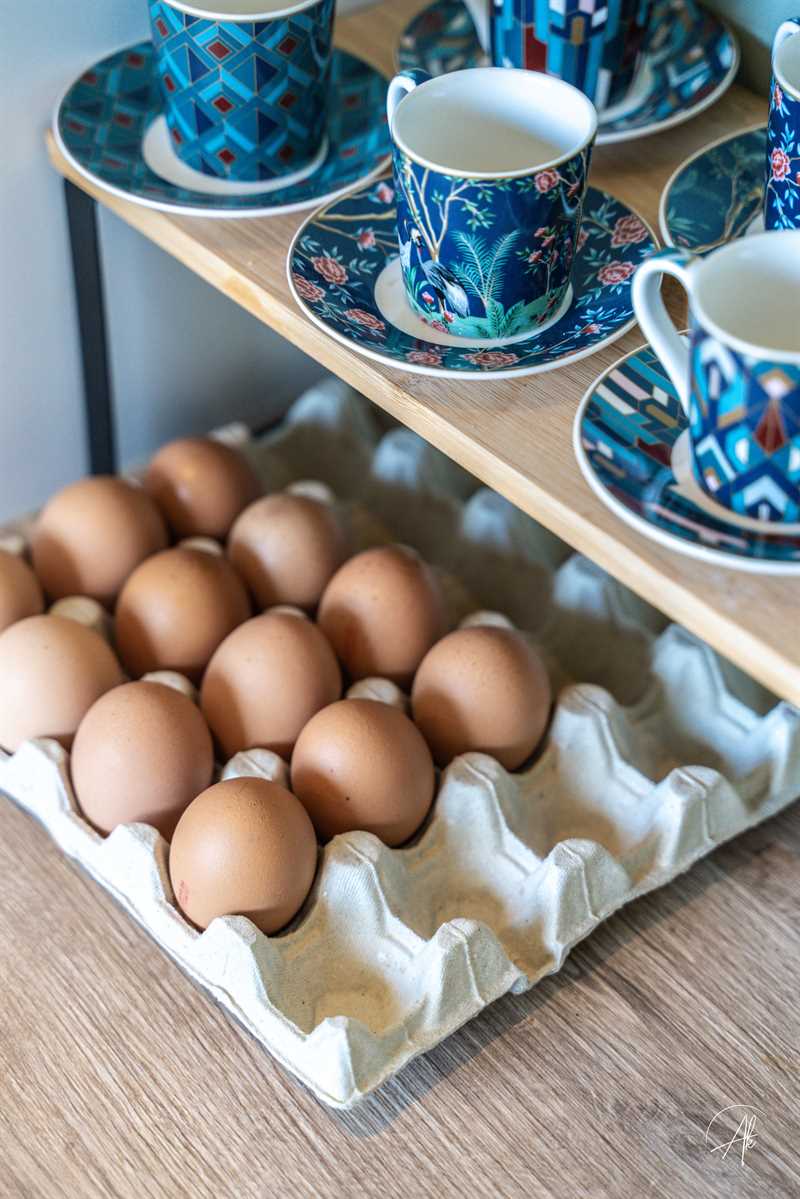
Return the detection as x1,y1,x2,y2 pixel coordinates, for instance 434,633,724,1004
0,0,325,522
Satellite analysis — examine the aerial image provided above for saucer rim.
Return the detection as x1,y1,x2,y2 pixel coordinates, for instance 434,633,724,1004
286,181,657,380
658,121,768,248
394,1,741,147
573,341,800,575
52,43,392,220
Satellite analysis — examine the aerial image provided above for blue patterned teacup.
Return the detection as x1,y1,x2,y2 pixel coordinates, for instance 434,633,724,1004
633,236,800,525
387,67,597,341
766,17,800,230
148,0,335,184
461,0,653,111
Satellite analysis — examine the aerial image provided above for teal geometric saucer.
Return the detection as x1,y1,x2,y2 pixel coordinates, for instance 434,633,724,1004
397,0,739,146
575,341,800,574
54,44,390,219
660,126,767,252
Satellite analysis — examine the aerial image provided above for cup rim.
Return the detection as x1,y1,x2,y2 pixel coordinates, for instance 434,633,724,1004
692,231,800,365
158,0,322,20
390,67,598,180
774,28,800,97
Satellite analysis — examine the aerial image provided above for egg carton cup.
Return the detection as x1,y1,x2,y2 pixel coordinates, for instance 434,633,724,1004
1,380,800,1109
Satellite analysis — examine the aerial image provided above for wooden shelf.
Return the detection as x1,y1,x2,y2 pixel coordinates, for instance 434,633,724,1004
47,0,796,707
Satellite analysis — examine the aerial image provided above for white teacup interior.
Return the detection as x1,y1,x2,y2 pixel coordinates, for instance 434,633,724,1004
775,31,800,94
163,0,320,17
695,232,800,357
392,69,596,176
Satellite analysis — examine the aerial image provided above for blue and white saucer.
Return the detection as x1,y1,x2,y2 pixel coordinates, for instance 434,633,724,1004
288,180,656,378
397,0,739,146
54,44,390,219
575,341,800,573
660,125,767,252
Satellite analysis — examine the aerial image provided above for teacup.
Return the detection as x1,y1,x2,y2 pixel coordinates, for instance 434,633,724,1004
461,0,653,110
386,67,597,341
633,234,800,525
765,16,800,230
148,0,335,184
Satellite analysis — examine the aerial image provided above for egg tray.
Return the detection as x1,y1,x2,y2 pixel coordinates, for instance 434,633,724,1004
1,380,800,1110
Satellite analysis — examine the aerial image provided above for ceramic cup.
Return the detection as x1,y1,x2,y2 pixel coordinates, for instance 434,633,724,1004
462,0,653,111
633,234,800,524
765,16,800,229
148,0,335,184
387,67,597,341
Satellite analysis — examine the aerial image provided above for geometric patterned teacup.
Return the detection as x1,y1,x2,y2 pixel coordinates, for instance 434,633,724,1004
766,16,800,230
462,0,654,111
633,235,800,525
149,0,335,184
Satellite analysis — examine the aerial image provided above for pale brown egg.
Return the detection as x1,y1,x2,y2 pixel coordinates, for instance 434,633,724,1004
0,614,123,752
318,545,447,687
169,777,318,934
228,492,346,611
291,698,435,846
144,437,261,540
71,681,214,838
114,546,251,682
200,609,341,761
31,476,168,606
0,549,44,633
411,625,551,770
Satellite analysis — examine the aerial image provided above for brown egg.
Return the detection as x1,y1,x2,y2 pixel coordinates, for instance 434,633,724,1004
318,545,447,687
71,681,214,838
115,546,250,682
169,777,318,934
144,437,261,540
201,609,341,761
31,477,168,606
0,549,44,633
291,698,435,846
228,492,346,611
411,625,551,770
0,614,123,752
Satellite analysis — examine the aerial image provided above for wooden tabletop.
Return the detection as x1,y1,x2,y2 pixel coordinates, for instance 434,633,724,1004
3,772,800,1197
45,2,799,711
17,2,799,1195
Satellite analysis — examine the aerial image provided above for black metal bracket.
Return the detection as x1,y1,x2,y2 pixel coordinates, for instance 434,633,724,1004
64,180,116,475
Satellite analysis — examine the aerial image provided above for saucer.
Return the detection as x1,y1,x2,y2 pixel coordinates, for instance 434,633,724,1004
574,341,800,573
397,0,739,146
54,44,390,219
660,125,767,252
288,180,656,378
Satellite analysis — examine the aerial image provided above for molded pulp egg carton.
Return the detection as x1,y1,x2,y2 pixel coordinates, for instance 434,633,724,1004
2,380,800,1109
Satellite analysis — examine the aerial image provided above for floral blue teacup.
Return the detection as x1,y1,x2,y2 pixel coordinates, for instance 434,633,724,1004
148,0,335,184
386,67,597,341
633,234,800,525
765,16,800,229
461,0,653,111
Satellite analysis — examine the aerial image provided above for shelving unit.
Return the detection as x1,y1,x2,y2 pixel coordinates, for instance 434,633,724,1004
48,3,789,710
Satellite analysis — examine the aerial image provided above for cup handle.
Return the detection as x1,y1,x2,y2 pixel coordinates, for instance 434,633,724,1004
386,70,431,128
632,248,700,417
773,16,800,60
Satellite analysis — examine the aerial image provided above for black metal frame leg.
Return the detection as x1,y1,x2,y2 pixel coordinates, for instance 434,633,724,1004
64,180,116,475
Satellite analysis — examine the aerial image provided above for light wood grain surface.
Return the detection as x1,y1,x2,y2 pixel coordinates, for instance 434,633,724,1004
2,775,800,1197
45,2,799,711
16,3,799,1196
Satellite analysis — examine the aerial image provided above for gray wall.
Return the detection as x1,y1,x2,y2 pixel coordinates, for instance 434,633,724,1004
705,0,799,90
0,0,325,522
